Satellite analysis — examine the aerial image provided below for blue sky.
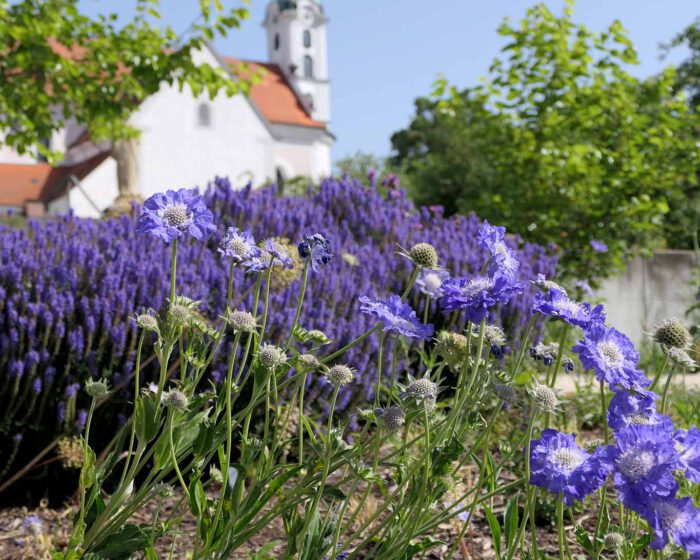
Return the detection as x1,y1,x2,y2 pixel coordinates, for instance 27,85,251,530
79,0,697,165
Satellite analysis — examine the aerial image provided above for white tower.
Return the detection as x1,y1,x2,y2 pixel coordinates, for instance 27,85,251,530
263,0,331,124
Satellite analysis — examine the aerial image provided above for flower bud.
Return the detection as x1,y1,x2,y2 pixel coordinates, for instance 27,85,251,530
379,406,406,431
653,318,691,349
227,310,257,333
164,389,188,411
258,343,287,370
136,314,159,332
85,378,110,399
326,364,354,386
409,243,438,268
532,385,558,412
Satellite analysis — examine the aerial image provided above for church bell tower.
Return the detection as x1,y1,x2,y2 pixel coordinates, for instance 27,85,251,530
263,0,331,124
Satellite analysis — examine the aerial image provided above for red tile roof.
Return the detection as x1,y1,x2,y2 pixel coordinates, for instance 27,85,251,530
0,151,110,208
225,58,326,129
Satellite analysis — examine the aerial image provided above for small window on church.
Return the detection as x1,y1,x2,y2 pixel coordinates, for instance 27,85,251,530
303,55,313,78
198,103,212,127
303,30,311,48
274,33,280,50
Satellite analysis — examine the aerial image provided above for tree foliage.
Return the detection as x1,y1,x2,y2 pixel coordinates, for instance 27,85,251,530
391,2,700,283
0,0,254,162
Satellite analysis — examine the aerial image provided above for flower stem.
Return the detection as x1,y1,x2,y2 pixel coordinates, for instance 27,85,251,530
167,414,190,501
286,256,310,348
373,330,385,409
169,239,178,303
660,366,676,415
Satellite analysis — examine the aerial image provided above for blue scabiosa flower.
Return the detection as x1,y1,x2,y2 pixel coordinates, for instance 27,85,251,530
137,188,215,243
674,427,700,482
265,239,294,269
572,325,650,390
218,227,261,264
532,288,605,329
298,233,333,271
529,429,611,505
644,497,700,550
534,273,567,296
476,220,520,278
415,268,449,298
603,424,680,512
607,390,671,432
440,274,523,323
590,240,608,253
359,295,434,340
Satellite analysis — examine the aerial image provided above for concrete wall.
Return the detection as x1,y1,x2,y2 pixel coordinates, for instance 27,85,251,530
597,250,699,345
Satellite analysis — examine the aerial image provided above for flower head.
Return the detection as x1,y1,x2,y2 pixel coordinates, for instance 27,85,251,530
653,318,692,349
377,405,406,431
85,378,110,399
531,384,559,413
415,268,449,298
359,295,434,340
476,220,520,278
602,424,680,512
532,288,605,329
644,497,700,550
572,325,650,390
264,238,294,269
409,242,439,269
137,188,215,243
533,274,567,296
298,233,333,272
136,313,159,333
440,273,523,323
164,389,188,411
227,310,258,333
218,227,261,264
590,240,608,253
405,376,438,403
607,389,670,432
674,427,700,483
529,429,611,505
258,343,288,370
326,364,355,386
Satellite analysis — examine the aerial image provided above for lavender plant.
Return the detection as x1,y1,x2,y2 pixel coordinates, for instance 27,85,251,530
45,187,700,559
0,176,555,493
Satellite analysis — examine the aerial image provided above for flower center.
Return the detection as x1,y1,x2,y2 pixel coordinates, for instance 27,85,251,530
553,449,585,471
159,203,193,228
598,341,623,366
628,414,653,426
657,503,688,532
227,238,249,257
424,273,443,291
463,277,495,298
675,441,687,454
494,242,507,255
557,300,581,315
617,449,654,482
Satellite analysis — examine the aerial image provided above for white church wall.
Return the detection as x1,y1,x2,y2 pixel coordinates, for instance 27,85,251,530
131,47,277,196
68,157,119,218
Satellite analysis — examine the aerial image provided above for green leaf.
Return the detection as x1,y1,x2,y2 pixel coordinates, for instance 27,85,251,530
483,505,502,559
504,494,519,551
134,395,161,444
91,524,152,558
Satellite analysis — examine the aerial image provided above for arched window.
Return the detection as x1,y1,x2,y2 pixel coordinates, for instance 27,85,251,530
198,103,212,127
274,33,280,50
303,30,311,48
303,55,313,78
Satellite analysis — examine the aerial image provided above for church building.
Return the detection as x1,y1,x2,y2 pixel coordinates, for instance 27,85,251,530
0,0,333,218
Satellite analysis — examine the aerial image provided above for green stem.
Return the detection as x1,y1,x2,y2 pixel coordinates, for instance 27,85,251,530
75,398,97,541
117,330,145,489
401,266,420,299
373,330,386,409
298,372,308,466
226,260,236,311
650,354,671,391
320,324,381,364
286,256,310,348
167,415,190,501
548,323,570,388
660,366,676,415
170,239,178,303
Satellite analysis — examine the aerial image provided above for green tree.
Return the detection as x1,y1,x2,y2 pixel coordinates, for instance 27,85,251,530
663,15,700,110
0,0,254,162
391,2,700,283
334,150,385,181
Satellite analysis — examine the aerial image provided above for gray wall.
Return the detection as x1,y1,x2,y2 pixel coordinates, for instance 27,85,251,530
596,250,699,345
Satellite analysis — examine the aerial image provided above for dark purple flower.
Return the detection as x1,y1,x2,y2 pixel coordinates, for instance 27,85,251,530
265,239,293,269
359,295,434,339
218,227,260,264
607,389,670,432
644,497,700,550
590,240,608,253
441,274,523,323
674,427,700,483
532,288,605,329
529,429,611,505
476,220,520,278
298,233,333,272
572,325,650,390
415,268,449,298
381,173,400,188
137,188,216,243
601,424,680,513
